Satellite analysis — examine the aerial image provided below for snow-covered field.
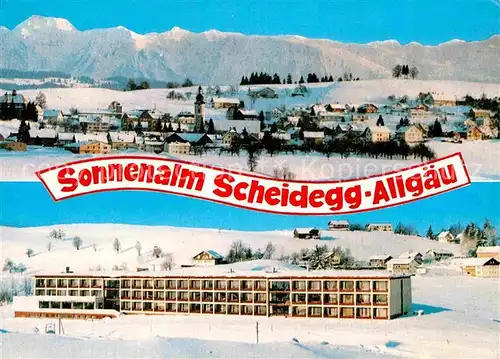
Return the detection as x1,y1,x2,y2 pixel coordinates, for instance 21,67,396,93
0,224,462,271
1,224,498,358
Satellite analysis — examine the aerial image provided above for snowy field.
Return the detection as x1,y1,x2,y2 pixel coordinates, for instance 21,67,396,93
0,224,462,271
0,139,499,182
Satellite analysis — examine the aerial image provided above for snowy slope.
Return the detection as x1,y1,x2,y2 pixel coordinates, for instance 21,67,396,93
0,224,461,273
1,15,499,83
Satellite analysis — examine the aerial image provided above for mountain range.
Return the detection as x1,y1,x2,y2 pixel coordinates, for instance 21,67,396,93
1,15,498,84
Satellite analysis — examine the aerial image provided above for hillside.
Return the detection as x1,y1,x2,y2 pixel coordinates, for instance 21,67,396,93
1,15,499,83
0,224,461,273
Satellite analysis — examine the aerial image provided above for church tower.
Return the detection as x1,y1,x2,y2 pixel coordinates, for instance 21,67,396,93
194,86,205,132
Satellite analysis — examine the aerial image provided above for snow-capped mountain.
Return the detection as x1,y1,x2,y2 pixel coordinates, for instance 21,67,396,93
2,15,499,83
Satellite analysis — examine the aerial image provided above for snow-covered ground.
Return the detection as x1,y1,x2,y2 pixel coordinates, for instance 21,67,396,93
0,224,462,272
0,139,499,182
1,224,498,358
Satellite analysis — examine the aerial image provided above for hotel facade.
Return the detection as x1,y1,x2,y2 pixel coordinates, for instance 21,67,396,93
14,268,412,321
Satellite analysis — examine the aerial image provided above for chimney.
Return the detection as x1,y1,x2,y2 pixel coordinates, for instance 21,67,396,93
65,266,71,273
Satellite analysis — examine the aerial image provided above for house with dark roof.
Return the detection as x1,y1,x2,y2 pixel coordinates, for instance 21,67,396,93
192,250,225,266
2,90,27,118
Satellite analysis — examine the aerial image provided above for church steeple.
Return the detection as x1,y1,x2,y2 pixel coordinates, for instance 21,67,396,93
194,86,206,132
195,86,205,104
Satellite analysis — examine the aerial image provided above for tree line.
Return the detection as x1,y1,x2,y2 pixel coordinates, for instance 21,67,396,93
392,64,418,79
240,72,356,86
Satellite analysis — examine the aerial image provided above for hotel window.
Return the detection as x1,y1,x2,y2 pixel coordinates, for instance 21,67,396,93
202,280,214,290
36,279,46,287
228,305,239,314
308,307,322,317
143,302,153,311
292,293,306,304
254,280,266,291
228,280,239,290
154,291,165,300
178,280,189,290
39,301,49,309
324,281,337,291
143,280,154,289
132,291,141,299
190,292,201,301
292,281,306,291
340,281,354,291
357,307,371,318
154,280,165,289
373,281,388,291
56,290,67,296
92,279,102,288
324,307,338,317
166,303,176,312
121,302,131,311
357,294,371,305
68,279,78,288
57,279,68,287
356,281,371,291
143,291,154,300
154,302,165,311
228,292,239,302
241,293,252,303
255,305,267,315
202,304,214,313
373,294,388,304
340,307,354,318
47,289,57,296
177,303,189,313
132,302,142,311
50,301,61,309
308,281,321,291
166,280,176,289
374,308,388,318
132,280,142,289
85,302,95,310
80,279,90,288
308,293,321,304
215,280,226,290
241,305,253,315
202,292,213,302
166,291,176,301
177,291,189,301
69,290,79,296
80,290,90,297
340,294,354,305
73,302,84,310
240,280,252,290
215,304,226,314
190,280,201,290
292,306,307,317
47,279,57,287
270,281,290,291
215,292,226,302
323,294,338,304
254,293,266,303
35,289,46,296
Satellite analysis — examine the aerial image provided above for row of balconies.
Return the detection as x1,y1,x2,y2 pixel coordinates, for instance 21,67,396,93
120,279,267,291
290,306,388,319
120,302,268,316
120,291,268,303
288,293,388,306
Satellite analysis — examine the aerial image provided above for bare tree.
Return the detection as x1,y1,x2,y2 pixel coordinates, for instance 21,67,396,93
35,91,47,109
409,66,419,79
263,241,276,259
48,229,65,241
152,246,163,258
135,241,142,256
113,238,121,254
21,276,33,295
25,248,34,258
73,236,83,250
160,254,174,271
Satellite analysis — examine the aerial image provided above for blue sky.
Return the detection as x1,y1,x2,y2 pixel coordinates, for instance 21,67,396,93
1,0,498,44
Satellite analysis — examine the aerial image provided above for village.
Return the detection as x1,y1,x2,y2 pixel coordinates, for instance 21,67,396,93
0,83,498,172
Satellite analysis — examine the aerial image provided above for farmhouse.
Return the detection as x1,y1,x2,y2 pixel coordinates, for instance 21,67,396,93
398,252,423,265
166,141,190,155
213,119,260,134
410,104,430,119
461,257,499,277
328,220,349,231
364,126,391,143
365,223,393,232
43,109,64,124
293,228,320,239
476,246,500,260
395,125,424,143
1,90,27,118
386,258,419,274
221,130,240,148
249,87,278,99
211,97,240,109
437,231,456,243
472,108,493,119
325,104,346,113
192,250,225,266
303,131,325,145
14,264,412,320
29,129,57,146
64,141,111,155
233,109,259,121
432,93,456,107
369,255,393,269
358,104,378,113
107,132,137,150
425,249,454,261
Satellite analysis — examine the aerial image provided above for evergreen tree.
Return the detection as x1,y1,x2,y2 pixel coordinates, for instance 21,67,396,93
198,120,205,133
207,118,215,134
286,73,292,84
17,119,30,143
167,122,174,132
298,76,305,84
270,122,278,133
376,115,385,126
154,118,162,132
328,75,334,82
258,111,265,131
426,226,435,240
176,122,181,132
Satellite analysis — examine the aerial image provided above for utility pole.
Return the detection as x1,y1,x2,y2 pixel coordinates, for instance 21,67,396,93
255,321,259,344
